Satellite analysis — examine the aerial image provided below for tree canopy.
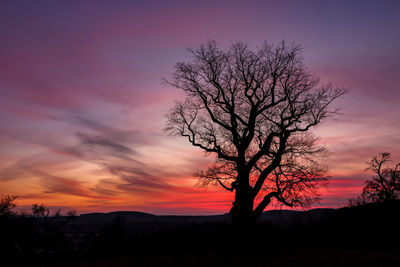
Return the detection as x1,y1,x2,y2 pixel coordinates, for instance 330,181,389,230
165,40,345,227
363,153,399,203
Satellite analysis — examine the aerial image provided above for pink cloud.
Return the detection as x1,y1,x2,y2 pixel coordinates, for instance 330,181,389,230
1,0,400,214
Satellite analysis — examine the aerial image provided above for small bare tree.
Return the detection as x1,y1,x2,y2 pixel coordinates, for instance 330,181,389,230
0,195,17,216
362,153,400,203
165,41,345,229
32,203,50,218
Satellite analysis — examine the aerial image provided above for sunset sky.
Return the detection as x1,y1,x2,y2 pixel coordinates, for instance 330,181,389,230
1,0,400,215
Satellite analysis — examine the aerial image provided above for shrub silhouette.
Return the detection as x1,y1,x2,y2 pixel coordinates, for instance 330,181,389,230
0,195,17,216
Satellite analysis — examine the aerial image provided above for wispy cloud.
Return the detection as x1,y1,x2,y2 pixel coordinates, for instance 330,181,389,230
1,0,400,213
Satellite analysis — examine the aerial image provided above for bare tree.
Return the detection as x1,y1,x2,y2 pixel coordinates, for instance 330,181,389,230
165,41,345,229
0,195,17,216
362,153,400,203
32,203,50,218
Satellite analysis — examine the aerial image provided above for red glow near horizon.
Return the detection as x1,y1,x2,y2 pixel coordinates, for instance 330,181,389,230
1,0,400,215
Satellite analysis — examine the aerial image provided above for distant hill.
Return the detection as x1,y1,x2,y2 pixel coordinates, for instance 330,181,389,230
74,211,230,226
69,201,400,234
77,211,156,225
3,201,400,263
73,208,335,228
259,208,336,227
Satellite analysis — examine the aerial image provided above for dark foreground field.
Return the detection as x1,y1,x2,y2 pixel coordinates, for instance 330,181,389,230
2,201,400,266
52,247,400,267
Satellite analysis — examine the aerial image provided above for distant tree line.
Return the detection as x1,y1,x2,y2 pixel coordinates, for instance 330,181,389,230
0,196,77,259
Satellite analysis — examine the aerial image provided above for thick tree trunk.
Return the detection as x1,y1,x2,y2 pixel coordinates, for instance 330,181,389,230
229,171,255,233
229,203,254,231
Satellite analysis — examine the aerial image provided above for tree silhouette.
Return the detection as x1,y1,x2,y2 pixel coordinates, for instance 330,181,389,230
32,203,50,218
0,195,17,216
362,153,400,203
165,41,345,229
